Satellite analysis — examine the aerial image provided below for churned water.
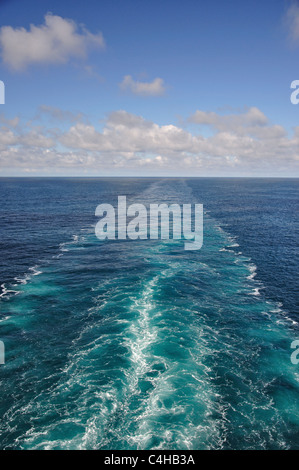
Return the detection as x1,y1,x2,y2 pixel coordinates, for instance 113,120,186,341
0,177,298,449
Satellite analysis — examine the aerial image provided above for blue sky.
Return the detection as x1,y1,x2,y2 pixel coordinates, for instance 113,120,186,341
0,0,298,176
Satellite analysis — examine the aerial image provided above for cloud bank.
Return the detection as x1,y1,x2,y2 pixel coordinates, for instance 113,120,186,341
0,13,105,71
0,107,298,175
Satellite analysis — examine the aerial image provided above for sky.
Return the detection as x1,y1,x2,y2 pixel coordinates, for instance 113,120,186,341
0,0,298,176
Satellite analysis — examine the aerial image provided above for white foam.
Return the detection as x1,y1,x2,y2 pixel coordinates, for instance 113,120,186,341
0,283,18,298
13,264,43,287
57,233,85,257
219,247,234,253
29,266,42,276
0,315,11,322
59,242,69,252
247,264,257,280
252,287,261,296
268,302,298,326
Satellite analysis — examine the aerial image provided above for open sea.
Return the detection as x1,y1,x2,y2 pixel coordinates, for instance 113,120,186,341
0,177,298,450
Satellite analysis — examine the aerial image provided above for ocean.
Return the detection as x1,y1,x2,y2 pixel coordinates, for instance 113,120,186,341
0,177,298,450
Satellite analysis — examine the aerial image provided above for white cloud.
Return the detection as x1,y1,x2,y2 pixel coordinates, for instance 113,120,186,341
0,107,298,176
60,110,196,153
286,2,299,42
285,2,299,43
119,75,166,96
0,13,105,71
189,107,268,132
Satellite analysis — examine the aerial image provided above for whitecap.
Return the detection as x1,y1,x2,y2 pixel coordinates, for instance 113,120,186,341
247,264,257,280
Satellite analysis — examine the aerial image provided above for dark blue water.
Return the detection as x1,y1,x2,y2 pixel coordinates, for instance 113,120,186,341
0,177,298,450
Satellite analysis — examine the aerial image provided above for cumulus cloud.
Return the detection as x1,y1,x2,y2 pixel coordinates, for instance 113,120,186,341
119,75,166,96
0,107,298,175
189,108,290,145
0,13,105,71
189,107,269,132
0,117,55,152
60,110,198,154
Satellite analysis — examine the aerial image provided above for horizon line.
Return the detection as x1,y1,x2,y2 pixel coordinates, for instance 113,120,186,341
0,175,299,179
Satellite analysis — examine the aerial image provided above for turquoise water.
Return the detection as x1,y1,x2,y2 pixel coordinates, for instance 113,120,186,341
0,178,298,449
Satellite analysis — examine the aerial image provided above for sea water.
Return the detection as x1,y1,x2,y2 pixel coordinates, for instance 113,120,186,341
0,177,298,450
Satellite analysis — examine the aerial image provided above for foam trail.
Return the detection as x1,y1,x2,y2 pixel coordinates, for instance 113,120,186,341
0,178,298,450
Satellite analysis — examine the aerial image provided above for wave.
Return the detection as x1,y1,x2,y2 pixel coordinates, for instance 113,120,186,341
0,178,298,450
